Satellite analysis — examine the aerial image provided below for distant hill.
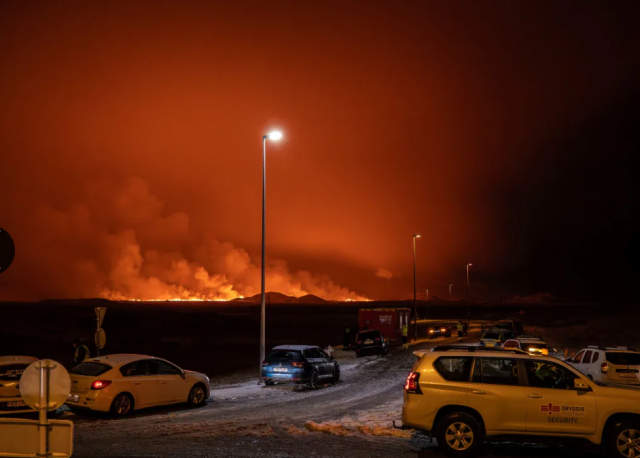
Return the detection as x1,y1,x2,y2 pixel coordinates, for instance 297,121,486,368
239,292,327,304
296,294,327,303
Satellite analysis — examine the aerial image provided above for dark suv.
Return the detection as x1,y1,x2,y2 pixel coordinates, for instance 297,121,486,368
354,330,388,357
261,345,339,389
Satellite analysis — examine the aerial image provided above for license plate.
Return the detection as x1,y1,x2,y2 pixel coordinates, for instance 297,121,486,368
620,372,637,378
7,401,26,407
273,368,288,372
365,340,374,344
485,342,495,347
67,394,80,403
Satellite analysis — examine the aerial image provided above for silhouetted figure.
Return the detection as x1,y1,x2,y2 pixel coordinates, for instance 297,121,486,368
72,339,90,366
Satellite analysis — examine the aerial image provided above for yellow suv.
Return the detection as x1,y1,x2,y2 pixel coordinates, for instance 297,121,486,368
402,345,640,458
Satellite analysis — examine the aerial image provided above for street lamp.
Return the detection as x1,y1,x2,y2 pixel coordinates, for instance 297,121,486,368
466,263,472,318
413,234,421,340
259,130,282,382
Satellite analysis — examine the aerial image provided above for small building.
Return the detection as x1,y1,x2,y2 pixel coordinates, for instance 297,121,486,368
358,308,411,347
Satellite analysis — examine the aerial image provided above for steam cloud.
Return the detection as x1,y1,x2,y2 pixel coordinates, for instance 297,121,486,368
3,178,368,302
375,268,393,280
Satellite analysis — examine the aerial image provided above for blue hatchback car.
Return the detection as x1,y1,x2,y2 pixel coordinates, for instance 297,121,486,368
261,345,340,389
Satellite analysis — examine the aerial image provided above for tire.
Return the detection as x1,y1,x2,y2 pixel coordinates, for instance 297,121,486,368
264,379,275,386
604,418,640,458
308,370,319,389
436,412,483,457
110,393,134,417
331,365,340,384
188,383,208,407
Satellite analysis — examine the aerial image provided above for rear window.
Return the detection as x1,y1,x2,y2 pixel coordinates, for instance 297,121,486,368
267,350,303,363
606,352,640,366
357,331,380,340
0,364,29,381
483,333,500,340
70,362,112,376
433,357,473,382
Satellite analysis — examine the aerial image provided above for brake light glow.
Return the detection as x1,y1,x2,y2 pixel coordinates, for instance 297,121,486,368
429,330,434,333
440,328,446,332
404,372,422,394
375,337,380,342
292,362,304,368
601,363,609,374
91,380,112,390
357,341,362,344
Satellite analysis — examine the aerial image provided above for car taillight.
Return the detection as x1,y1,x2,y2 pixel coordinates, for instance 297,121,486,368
357,341,362,344
375,337,380,342
91,380,112,390
429,330,434,333
601,363,609,373
262,360,269,366
404,372,422,394
292,362,304,367
440,328,446,332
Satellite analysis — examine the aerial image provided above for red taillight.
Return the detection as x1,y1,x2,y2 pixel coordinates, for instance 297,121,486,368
91,380,112,390
262,360,269,366
602,363,609,374
404,372,422,394
357,341,362,344
375,337,380,342
292,362,304,368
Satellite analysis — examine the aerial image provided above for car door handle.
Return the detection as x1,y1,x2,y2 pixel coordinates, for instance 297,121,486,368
528,394,543,398
471,390,487,395
133,382,141,385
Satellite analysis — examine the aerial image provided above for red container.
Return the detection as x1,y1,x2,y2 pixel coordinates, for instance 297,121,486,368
358,308,411,347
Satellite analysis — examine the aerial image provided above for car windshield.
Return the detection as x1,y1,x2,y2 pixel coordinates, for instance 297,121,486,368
267,350,303,363
0,364,30,381
358,331,379,340
483,333,500,340
69,362,112,376
606,352,640,366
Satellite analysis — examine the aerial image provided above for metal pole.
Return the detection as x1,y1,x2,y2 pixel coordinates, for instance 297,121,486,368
96,314,100,357
260,136,267,382
466,264,471,319
426,289,429,322
38,361,49,458
413,237,417,341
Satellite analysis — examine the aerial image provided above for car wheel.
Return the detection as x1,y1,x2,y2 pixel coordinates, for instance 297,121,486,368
308,370,319,389
331,365,340,384
436,412,483,457
605,418,640,458
110,393,134,417
265,379,275,386
188,384,207,407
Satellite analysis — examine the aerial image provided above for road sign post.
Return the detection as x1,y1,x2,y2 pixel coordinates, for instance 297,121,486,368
94,307,107,356
0,359,74,457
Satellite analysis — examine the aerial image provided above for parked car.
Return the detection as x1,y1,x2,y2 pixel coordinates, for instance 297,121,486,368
261,345,339,389
401,345,640,458
480,330,515,347
567,346,640,386
0,356,38,415
487,320,524,336
66,354,210,416
427,324,452,339
354,330,388,357
503,336,563,358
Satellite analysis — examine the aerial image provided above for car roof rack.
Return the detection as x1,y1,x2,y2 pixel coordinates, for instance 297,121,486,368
433,345,528,354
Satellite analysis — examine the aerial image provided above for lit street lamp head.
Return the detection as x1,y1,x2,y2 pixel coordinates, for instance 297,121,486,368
267,130,283,141
413,234,421,238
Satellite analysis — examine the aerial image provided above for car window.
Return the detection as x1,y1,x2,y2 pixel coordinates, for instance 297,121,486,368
583,350,593,364
0,363,30,381
148,360,182,375
524,360,580,390
606,352,640,365
504,341,518,349
472,358,520,386
483,333,500,340
433,357,473,382
70,362,112,376
318,349,330,359
267,350,303,362
120,360,149,377
592,352,599,363
304,348,322,359
573,350,585,364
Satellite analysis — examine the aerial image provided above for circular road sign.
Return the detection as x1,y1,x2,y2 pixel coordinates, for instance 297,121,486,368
95,328,106,349
19,360,71,411
0,227,15,275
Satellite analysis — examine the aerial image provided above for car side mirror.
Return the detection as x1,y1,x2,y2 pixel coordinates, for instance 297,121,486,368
573,378,590,391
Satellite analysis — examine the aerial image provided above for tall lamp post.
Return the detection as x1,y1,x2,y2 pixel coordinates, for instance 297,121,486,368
412,234,421,340
466,263,472,319
259,130,282,382
449,284,453,299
